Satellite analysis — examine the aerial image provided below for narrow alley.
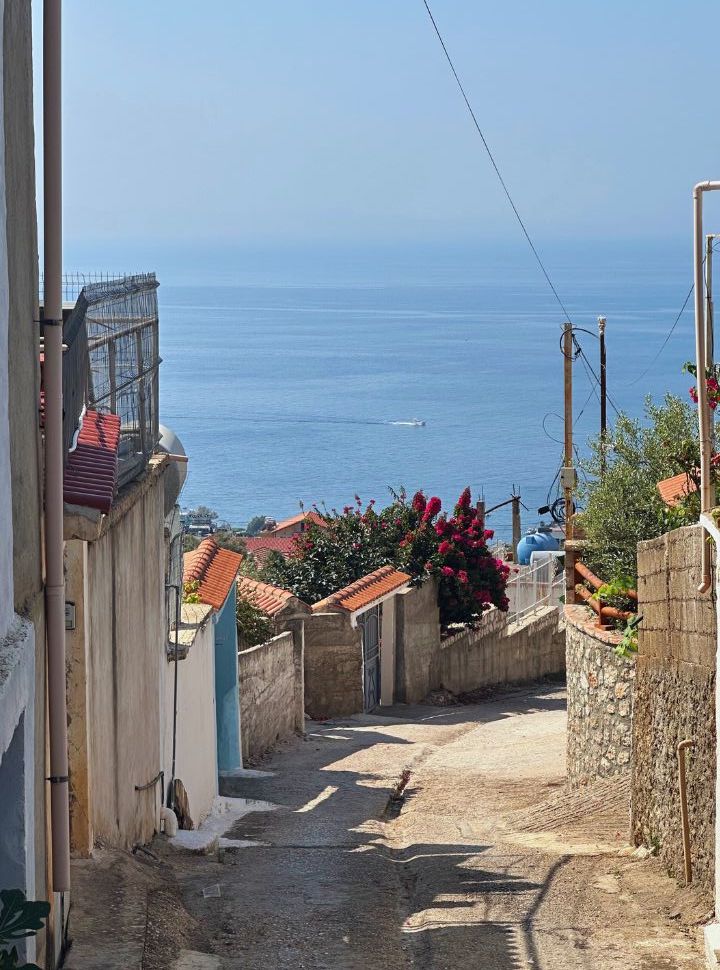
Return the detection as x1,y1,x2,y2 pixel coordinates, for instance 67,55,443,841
67,685,708,970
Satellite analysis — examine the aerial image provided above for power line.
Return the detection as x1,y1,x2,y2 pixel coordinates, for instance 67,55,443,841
421,0,573,324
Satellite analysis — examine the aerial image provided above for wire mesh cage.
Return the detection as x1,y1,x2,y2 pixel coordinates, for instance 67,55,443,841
41,273,161,488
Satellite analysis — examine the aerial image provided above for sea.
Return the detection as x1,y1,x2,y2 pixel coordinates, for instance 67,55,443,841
156,241,699,541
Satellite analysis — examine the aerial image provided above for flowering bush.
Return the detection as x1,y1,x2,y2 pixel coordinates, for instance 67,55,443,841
261,488,509,629
685,361,720,411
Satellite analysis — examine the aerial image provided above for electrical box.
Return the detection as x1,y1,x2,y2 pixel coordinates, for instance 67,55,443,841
65,601,76,631
560,466,578,490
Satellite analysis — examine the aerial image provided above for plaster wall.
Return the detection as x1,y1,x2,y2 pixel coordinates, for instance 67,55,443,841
394,579,441,704
304,611,363,718
66,476,166,850
163,603,217,826
440,605,564,696
632,525,716,891
214,586,242,772
238,631,297,761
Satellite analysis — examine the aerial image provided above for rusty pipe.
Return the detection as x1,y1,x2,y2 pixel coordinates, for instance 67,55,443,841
43,0,71,891
678,738,696,885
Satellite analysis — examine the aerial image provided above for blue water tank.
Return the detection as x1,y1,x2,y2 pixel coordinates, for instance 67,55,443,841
517,527,560,565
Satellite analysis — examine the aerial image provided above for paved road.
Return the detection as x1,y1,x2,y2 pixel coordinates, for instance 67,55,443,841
163,686,706,970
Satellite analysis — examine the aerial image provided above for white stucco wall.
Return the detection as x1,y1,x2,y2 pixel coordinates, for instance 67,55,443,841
163,603,218,827
0,0,13,643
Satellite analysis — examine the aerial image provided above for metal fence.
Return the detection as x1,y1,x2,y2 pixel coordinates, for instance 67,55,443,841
505,554,565,624
42,273,161,487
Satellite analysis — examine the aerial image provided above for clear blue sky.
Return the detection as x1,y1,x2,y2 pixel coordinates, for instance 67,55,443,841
33,1,720,255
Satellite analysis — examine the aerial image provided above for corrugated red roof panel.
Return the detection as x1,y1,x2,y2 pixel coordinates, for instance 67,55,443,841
312,566,411,614
184,538,243,611
64,410,121,513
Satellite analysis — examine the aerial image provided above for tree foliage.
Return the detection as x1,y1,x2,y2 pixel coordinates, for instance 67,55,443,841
262,488,510,629
236,594,274,647
578,394,699,583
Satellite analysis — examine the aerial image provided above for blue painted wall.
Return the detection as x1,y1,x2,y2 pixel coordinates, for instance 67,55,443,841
213,584,242,771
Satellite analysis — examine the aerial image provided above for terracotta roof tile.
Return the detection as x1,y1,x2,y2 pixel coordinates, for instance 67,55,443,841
657,472,698,508
64,410,121,512
312,566,411,614
270,510,328,534
183,538,243,611
237,576,307,617
244,535,298,565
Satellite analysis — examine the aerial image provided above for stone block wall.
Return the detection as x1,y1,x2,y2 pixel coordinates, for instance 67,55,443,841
394,579,441,704
565,604,635,786
238,631,297,762
303,612,363,718
632,526,716,890
440,605,564,696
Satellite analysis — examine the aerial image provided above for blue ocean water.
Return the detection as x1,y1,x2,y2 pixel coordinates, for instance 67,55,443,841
157,243,697,540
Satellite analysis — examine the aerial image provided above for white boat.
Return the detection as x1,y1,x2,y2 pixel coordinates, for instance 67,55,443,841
390,418,426,427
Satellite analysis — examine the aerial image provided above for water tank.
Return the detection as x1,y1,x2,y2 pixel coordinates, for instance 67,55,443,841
516,526,560,565
157,424,188,515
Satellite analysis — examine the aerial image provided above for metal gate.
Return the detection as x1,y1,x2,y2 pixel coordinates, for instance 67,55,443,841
358,604,382,712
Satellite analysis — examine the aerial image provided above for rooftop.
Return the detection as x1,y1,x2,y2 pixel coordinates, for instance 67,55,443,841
183,538,243,611
312,565,411,614
237,576,307,617
244,535,298,565
656,471,698,508
269,510,328,534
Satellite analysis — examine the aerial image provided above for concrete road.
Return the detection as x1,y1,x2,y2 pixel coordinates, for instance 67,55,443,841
162,685,706,970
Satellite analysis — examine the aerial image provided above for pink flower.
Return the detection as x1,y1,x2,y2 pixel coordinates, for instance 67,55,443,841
438,540,452,555
452,533,463,543
483,529,494,540
441,565,455,577
422,496,442,522
435,518,448,536
458,570,469,584
411,491,427,513
424,560,433,571
457,487,472,509
475,589,492,604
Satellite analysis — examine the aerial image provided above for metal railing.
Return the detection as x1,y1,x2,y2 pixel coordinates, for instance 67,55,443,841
506,555,565,624
573,561,637,628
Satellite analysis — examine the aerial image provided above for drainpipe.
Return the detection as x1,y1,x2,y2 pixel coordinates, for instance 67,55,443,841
44,0,70,891
693,182,720,593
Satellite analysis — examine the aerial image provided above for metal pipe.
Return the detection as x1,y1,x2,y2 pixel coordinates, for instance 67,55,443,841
693,183,720,593
563,323,574,541
678,738,696,884
43,0,71,892
598,316,607,475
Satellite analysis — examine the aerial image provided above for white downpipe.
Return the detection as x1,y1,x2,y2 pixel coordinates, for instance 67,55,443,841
693,183,720,593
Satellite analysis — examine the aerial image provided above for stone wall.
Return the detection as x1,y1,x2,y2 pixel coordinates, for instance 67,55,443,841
565,604,635,786
304,612,363,718
632,525,716,891
395,579,442,704
440,606,564,696
238,631,298,762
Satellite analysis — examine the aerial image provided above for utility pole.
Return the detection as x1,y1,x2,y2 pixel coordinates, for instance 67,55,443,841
598,316,607,475
563,322,574,541
511,494,521,561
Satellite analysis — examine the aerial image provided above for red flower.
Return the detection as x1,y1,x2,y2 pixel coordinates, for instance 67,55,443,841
452,533,463,543
458,570,469,584
424,560,433,571
457,487,472,509
422,496,442,522
411,491,427,513
438,540,452,555
483,529,494,540
441,565,455,577
435,518,448,536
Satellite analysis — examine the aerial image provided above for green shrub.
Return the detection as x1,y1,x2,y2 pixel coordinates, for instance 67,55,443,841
236,595,273,647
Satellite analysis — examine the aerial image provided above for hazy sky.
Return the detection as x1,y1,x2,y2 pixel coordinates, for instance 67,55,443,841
33,1,720,253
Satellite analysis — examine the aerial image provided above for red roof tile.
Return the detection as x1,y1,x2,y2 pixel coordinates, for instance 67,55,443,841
64,410,121,513
183,538,243,611
270,510,328,534
237,576,307,617
312,566,411,614
657,472,698,508
244,535,298,565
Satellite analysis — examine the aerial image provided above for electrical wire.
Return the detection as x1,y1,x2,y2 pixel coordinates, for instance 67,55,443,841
421,0,574,325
